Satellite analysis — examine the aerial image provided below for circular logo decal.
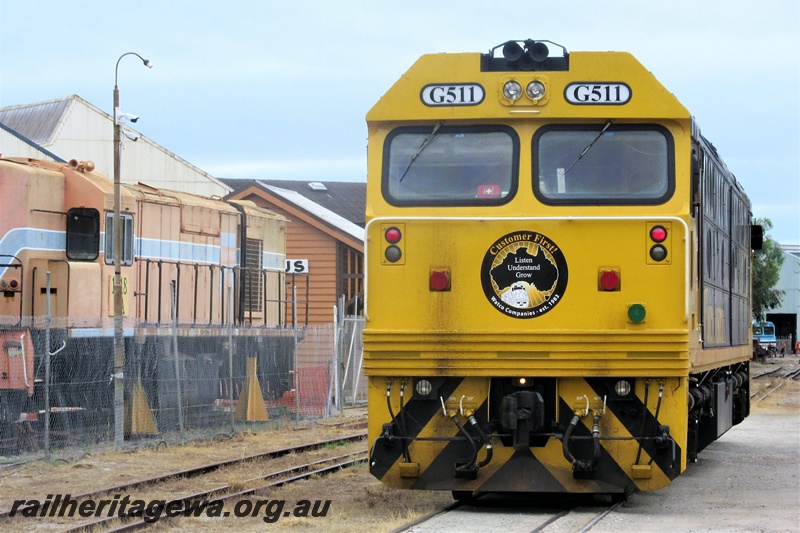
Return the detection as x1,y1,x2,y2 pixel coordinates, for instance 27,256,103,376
481,231,568,318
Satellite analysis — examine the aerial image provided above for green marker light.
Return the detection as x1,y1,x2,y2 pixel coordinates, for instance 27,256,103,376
628,303,646,323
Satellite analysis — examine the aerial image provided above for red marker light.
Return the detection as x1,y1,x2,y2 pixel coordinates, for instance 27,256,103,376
599,269,620,291
385,227,402,244
430,269,450,291
650,225,667,243
9,279,19,289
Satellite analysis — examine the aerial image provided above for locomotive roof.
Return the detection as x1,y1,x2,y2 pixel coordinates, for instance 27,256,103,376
124,182,284,220
367,50,690,123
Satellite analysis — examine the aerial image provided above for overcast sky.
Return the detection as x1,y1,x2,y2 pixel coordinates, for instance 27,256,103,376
1,1,798,244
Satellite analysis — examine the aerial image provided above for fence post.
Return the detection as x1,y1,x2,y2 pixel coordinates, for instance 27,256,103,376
44,271,51,459
170,281,185,443
227,281,235,434
293,285,299,421
353,318,364,405
327,306,337,418
336,296,344,411
333,303,339,412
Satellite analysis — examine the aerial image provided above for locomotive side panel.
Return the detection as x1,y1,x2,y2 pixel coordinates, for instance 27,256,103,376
1,156,296,448
1,160,66,319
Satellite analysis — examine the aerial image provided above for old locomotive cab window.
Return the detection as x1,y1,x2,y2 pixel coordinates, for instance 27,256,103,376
383,125,519,206
104,211,134,266
533,124,674,205
66,207,100,261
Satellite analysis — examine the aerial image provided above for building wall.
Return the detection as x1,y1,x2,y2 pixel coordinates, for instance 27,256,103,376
2,97,229,198
239,197,340,325
287,214,338,325
766,249,800,352
769,249,800,316
0,129,54,159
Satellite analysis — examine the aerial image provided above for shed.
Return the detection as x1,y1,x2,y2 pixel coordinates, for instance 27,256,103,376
0,95,229,197
224,179,365,323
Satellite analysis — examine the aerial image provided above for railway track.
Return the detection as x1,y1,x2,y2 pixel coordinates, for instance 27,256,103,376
750,364,800,403
752,367,782,379
66,450,367,532
391,495,624,533
0,433,367,531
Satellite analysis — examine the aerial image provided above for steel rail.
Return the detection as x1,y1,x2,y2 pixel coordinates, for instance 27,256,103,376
752,367,782,379
387,501,464,533
89,451,367,533
752,381,785,402
0,432,366,519
388,498,621,533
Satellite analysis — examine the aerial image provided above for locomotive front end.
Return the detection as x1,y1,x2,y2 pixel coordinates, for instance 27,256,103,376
364,40,753,498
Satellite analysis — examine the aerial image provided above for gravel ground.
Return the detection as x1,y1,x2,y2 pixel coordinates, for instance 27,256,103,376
594,361,800,533
1,359,797,532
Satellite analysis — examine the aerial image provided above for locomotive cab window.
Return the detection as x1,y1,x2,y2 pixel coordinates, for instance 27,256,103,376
104,211,134,266
533,124,674,205
66,208,100,261
383,125,519,206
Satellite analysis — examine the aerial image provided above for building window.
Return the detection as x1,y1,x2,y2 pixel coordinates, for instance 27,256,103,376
104,212,134,266
337,242,364,316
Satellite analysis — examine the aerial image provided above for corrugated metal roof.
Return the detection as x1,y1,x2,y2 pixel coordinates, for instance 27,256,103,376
0,97,72,144
261,183,364,243
221,178,366,227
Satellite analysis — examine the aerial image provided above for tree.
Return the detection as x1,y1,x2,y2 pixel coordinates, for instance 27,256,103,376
751,218,785,321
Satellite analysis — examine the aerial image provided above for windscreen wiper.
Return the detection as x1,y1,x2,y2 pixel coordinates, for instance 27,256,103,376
399,121,444,182
563,120,613,175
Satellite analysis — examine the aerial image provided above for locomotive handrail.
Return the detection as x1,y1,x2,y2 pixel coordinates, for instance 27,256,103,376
19,332,29,389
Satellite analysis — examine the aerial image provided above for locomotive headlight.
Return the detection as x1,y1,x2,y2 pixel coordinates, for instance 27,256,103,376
615,380,632,397
503,80,522,101
415,379,433,397
526,80,546,100
412,377,444,400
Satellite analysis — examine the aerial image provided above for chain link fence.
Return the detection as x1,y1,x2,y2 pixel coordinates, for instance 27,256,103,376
333,314,366,410
0,313,366,462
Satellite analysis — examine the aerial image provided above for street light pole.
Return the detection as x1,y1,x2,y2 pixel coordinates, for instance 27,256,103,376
113,52,151,448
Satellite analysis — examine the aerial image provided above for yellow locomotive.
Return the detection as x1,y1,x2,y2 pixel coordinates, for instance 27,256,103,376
364,39,761,498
